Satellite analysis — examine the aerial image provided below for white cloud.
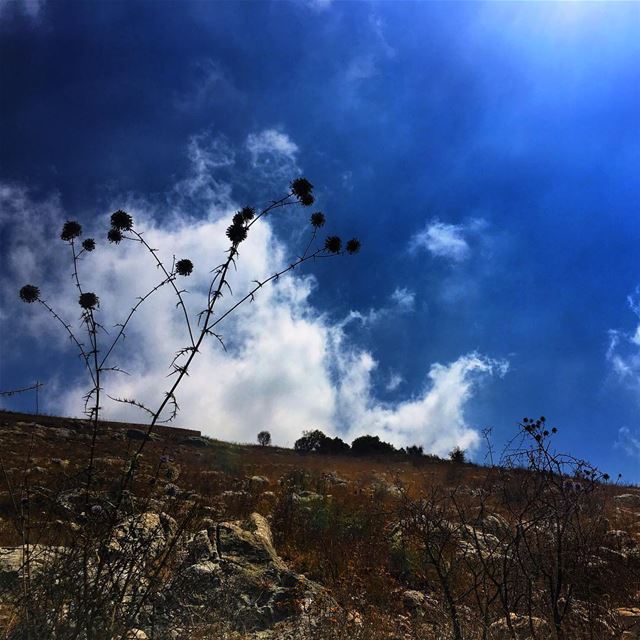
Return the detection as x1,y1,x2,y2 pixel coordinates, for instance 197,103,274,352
385,372,403,392
172,130,235,212
615,426,640,459
606,288,640,388
409,218,486,262
410,220,469,261
246,129,298,161
340,12,396,92
390,286,415,311
332,343,508,455
341,287,415,328
606,290,640,461
245,129,300,186
369,12,396,60
0,130,506,455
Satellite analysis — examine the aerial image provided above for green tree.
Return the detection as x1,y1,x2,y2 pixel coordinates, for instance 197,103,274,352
294,429,327,453
449,446,466,463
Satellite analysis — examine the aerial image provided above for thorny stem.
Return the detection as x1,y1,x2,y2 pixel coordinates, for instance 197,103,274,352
129,229,196,348
0,382,44,398
14,186,354,637
37,299,96,388
301,227,318,261
81,306,101,640
205,247,325,334
119,192,314,480
121,247,340,492
122,246,237,484
70,239,84,299
84,308,101,497
99,274,174,369
247,192,296,229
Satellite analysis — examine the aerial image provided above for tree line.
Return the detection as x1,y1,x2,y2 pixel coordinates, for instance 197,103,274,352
257,428,467,463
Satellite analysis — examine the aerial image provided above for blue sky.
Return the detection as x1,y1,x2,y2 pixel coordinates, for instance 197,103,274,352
1,0,639,481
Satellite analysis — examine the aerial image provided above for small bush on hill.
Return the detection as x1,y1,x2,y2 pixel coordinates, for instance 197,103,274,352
257,430,271,447
351,434,396,456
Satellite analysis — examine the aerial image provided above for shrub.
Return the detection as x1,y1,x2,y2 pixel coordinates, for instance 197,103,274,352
257,430,271,447
317,435,350,455
351,434,396,456
448,446,466,463
294,429,327,453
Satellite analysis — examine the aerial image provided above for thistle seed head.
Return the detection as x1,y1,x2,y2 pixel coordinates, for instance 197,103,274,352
291,177,314,206
299,193,314,206
324,235,342,254
346,238,361,254
226,222,247,244
310,212,326,228
19,284,40,303
240,207,255,222
110,209,133,231
107,228,123,244
61,221,82,241
79,292,99,310
175,259,193,276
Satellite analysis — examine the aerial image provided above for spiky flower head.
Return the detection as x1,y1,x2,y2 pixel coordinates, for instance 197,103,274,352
110,209,133,231
79,292,99,310
175,259,193,276
226,222,247,244
324,235,342,254
82,238,96,252
60,220,82,241
19,284,40,303
291,177,314,206
107,228,123,244
232,212,245,226
300,193,314,206
310,212,325,228
240,206,255,222
346,238,361,254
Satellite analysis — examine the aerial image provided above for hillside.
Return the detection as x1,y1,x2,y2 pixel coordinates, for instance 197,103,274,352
0,410,639,639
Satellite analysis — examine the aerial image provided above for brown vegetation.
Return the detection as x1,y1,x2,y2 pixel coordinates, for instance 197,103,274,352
0,410,639,639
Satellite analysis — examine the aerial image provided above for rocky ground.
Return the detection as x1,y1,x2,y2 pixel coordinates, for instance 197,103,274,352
0,411,639,639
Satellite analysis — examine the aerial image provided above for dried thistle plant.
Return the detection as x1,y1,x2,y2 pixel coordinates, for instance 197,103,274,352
18,177,360,490
6,178,360,639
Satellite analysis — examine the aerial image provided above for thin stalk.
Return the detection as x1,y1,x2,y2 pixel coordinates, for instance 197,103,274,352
99,274,174,368
129,230,196,348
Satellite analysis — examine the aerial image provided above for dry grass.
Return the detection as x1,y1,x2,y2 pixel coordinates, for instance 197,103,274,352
1,409,639,639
